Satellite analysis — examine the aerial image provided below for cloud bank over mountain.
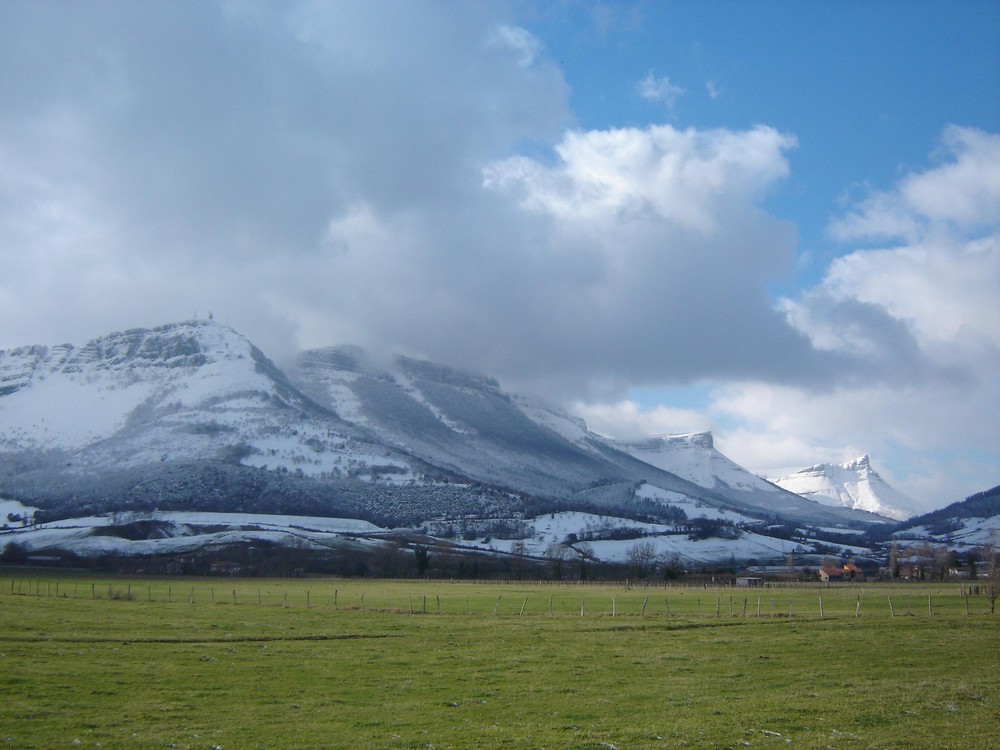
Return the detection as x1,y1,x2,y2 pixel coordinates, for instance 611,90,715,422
0,3,996,509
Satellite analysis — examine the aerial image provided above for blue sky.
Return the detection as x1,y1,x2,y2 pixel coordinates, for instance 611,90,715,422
536,1,1000,282
0,1,997,511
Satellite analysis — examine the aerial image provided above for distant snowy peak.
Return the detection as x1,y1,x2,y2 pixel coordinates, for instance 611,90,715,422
613,432,776,494
773,455,914,521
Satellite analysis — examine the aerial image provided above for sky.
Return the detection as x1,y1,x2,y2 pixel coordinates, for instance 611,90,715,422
1,1,998,512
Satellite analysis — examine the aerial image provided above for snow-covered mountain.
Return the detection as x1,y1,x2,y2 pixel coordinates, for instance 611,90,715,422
615,432,776,494
0,320,887,564
607,431,887,523
772,455,915,521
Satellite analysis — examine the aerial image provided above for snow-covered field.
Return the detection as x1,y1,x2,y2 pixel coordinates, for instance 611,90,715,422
897,515,1000,549
636,484,761,525
0,506,385,558
458,510,820,565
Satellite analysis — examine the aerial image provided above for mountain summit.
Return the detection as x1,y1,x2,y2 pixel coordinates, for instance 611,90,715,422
1,320,889,565
772,455,915,521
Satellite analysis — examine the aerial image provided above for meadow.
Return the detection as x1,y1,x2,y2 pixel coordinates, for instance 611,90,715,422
1,573,997,749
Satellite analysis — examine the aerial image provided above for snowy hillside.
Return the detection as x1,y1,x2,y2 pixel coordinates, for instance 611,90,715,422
0,320,888,564
609,432,877,526
891,485,1000,550
772,455,914,521
615,433,762,490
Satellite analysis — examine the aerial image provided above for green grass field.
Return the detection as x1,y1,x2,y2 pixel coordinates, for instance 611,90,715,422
1,575,997,749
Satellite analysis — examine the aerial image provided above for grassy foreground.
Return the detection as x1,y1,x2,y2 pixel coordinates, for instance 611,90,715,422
0,576,997,749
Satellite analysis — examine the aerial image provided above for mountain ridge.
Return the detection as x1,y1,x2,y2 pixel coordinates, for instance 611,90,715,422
0,320,899,564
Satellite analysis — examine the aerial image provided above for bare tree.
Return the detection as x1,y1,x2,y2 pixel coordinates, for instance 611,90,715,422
545,543,570,580
509,540,528,580
575,542,594,581
889,541,901,579
659,553,684,581
627,540,657,578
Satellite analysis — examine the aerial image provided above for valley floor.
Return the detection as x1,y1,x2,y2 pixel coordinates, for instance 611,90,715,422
1,576,997,749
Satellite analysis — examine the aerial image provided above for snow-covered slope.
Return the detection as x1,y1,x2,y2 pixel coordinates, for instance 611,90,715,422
0,320,885,558
292,351,880,527
615,432,775,493
891,485,1000,549
605,432,883,525
772,455,914,521
0,320,414,476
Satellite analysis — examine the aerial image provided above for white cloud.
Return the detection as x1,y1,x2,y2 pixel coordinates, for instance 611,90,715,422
575,125,1000,509
489,25,543,68
573,400,713,441
830,126,1000,241
636,71,685,110
485,124,796,233
732,127,1000,507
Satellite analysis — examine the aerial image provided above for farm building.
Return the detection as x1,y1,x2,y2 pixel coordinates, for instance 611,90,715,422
819,567,844,583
